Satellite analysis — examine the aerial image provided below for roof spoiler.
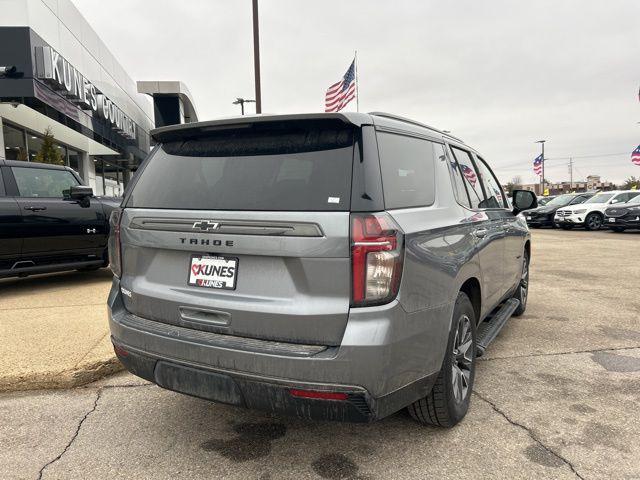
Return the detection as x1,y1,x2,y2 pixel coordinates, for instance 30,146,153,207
150,112,372,143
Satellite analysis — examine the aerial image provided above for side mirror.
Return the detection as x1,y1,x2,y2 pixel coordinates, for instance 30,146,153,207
70,185,93,200
512,190,538,215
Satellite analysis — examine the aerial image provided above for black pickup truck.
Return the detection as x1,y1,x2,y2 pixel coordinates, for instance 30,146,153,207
0,159,120,278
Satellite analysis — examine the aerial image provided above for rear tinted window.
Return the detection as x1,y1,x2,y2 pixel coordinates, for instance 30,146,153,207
451,147,484,209
443,146,472,209
128,123,354,211
377,132,436,209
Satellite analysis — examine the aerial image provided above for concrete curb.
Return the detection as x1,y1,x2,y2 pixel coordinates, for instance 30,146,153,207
0,357,123,392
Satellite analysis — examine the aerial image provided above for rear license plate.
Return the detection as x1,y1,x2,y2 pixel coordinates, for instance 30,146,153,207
608,218,615,223
188,254,238,290
526,216,532,220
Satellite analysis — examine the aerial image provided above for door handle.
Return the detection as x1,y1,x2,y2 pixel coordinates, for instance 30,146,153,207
473,228,488,238
24,205,47,212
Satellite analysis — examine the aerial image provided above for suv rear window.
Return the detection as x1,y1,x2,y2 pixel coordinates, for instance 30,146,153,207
127,122,354,211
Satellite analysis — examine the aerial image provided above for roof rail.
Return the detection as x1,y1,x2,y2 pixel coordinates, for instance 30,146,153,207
368,111,464,142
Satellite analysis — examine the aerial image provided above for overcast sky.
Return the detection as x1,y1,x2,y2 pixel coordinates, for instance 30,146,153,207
73,0,640,185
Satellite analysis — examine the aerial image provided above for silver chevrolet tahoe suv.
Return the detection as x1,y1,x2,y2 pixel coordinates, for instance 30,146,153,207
107,112,537,427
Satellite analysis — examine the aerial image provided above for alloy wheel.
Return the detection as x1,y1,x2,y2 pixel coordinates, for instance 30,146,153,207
451,315,474,404
587,214,602,230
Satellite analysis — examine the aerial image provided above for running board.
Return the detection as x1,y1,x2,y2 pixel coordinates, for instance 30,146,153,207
475,298,520,357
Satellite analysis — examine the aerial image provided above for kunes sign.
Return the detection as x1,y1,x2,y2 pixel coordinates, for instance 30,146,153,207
34,46,136,140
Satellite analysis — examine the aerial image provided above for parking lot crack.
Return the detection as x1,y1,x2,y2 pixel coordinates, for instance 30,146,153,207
473,391,586,480
481,345,640,362
36,389,102,480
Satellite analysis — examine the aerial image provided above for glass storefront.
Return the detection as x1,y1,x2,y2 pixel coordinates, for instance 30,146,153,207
93,159,104,196
3,123,130,197
3,123,27,161
3,122,74,168
93,158,125,197
26,133,45,163
68,148,82,178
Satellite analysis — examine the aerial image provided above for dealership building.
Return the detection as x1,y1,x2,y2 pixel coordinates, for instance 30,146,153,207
0,0,198,195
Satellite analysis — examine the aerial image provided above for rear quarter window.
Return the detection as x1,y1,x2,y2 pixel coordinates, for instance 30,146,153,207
450,147,485,209
376,131,436,209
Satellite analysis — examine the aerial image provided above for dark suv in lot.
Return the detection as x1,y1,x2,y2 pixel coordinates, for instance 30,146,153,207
0,160,119,278
108,112,537,427
604,194,640,232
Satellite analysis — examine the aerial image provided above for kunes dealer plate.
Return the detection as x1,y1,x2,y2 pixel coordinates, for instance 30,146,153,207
188,255,238,290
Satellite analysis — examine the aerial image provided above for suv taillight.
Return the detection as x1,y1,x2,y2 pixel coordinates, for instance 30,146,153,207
350,213,404,307
108,209,122,278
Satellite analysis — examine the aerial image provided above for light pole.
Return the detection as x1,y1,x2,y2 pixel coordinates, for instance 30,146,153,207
232,98,256,115
252,0,262,113
535,140,546,195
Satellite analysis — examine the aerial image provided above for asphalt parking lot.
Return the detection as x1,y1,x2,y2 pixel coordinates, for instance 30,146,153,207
1,229,639,480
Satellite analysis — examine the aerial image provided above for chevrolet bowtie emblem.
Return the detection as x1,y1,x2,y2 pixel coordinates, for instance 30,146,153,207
192,220,220,231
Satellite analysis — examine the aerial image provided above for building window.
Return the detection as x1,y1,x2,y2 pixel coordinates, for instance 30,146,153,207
94,159,105,195
67,148,83,178
103,160,125,197
3,123,27,160
26,132,45,162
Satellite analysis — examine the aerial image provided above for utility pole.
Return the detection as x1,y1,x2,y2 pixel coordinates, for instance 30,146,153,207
252,0,262,114
568,157,573,191
232,98,255,115
535,140,546,195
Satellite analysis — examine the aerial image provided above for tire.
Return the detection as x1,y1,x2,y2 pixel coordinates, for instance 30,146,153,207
511,251,529,317
585,213,603,231
408,292,476,428
611,227,625,233
560,225,573,230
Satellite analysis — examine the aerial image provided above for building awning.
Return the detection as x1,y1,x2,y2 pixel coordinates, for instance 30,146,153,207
0,103,119,156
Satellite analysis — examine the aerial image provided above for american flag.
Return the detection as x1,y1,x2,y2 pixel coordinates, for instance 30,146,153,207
632,145,640,166
461,164,477,187
533,154,543,175
325,60,356,112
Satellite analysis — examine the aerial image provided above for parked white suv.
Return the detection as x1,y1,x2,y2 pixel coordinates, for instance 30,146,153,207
554,191,640,230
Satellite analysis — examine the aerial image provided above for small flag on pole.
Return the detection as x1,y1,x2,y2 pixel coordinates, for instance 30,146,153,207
325,60,356,112
533,154,543,175
632,145,640,166
460,164,477,187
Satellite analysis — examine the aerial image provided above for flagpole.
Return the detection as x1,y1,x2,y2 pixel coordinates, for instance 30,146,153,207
354,50,359,112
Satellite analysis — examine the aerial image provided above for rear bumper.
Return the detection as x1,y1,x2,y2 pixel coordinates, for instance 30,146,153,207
107,278,449,422
113,341,392,422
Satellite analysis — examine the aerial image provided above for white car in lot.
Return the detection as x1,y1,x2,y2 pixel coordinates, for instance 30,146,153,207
554,191,640,231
